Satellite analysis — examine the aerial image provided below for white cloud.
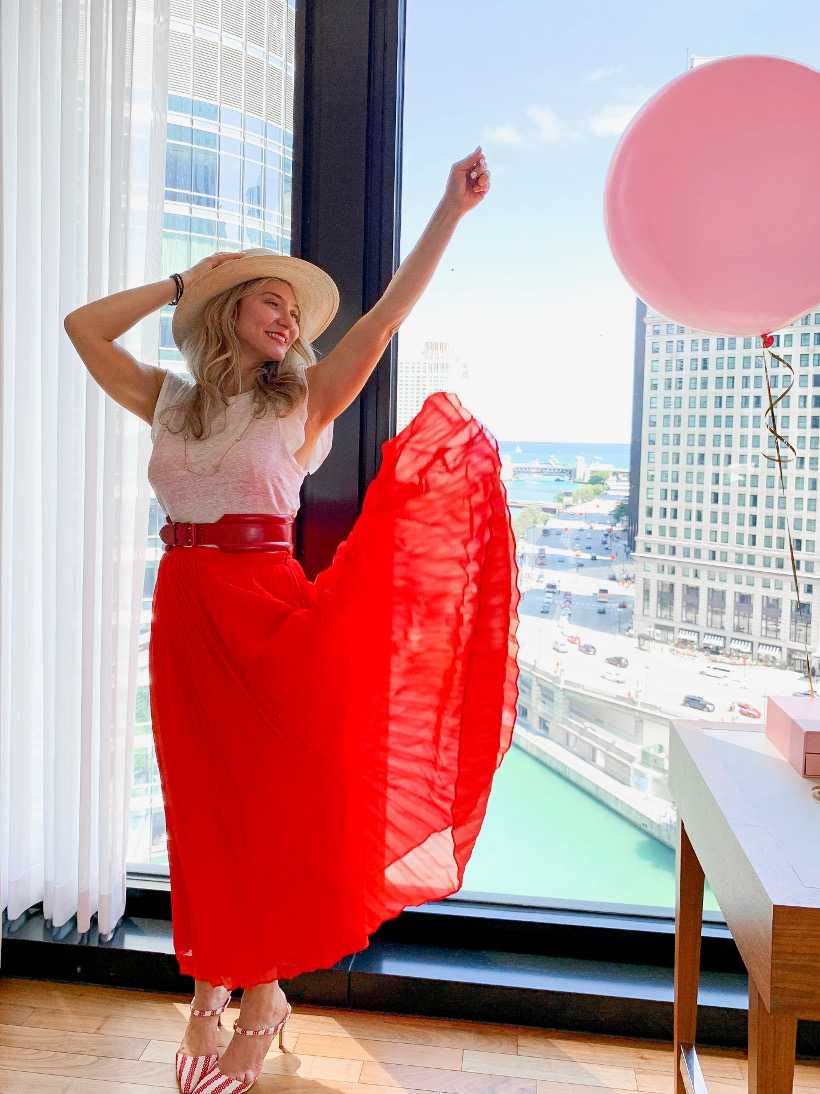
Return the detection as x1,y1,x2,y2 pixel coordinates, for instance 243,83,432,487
582,65,624,85
485,123,525,143
525,105,578,142
587,102,643,137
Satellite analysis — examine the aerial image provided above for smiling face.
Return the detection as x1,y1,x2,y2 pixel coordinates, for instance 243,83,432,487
234,278,302,369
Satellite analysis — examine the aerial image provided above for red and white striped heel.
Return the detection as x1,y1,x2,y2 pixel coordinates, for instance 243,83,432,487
191,995,292,1094
175,987,232,1093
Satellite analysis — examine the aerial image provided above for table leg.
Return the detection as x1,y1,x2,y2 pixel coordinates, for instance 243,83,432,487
674,818,704,1094
748,978,796,1094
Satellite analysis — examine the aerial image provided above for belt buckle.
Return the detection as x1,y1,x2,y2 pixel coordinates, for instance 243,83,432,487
174,521,198,547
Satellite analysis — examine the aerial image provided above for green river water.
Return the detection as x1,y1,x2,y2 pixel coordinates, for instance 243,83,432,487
462,744,720,913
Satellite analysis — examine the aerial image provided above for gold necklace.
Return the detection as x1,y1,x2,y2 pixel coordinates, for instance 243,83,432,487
184,398,256,477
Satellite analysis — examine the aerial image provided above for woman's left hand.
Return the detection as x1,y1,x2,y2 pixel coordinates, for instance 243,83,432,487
442,147,491,216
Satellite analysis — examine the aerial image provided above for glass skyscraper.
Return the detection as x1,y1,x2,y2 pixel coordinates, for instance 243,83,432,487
129,0,297,867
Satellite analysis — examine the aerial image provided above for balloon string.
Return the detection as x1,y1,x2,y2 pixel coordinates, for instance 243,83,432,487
761,343,814,697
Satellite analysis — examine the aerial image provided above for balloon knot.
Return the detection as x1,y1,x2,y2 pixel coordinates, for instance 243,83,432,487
762,334,774,349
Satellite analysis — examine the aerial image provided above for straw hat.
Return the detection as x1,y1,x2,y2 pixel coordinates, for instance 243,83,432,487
171,249,340,350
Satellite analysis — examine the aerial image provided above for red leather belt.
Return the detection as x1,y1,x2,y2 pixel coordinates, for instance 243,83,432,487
160,513,294,554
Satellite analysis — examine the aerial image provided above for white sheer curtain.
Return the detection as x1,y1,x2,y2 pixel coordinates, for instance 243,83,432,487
0,0,169,946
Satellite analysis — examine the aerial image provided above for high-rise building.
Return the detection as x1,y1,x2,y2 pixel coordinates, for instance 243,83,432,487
132,1,297,866
631,304,820,673
396,340,469,432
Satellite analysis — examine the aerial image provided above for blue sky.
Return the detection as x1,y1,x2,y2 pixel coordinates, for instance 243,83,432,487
396,0,820,443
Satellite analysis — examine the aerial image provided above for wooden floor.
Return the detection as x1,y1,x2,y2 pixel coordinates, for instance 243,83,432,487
1,979,820,1093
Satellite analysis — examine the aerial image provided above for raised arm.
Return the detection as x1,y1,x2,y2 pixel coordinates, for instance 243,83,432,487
304,147,490,430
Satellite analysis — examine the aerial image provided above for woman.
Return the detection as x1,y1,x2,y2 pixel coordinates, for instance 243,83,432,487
63,146,519,1094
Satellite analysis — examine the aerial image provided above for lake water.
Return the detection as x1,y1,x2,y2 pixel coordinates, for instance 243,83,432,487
500,440,631,507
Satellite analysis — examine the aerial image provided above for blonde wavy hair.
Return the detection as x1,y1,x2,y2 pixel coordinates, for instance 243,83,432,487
158,277,317,441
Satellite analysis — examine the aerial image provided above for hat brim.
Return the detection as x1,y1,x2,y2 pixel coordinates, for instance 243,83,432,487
171,252,340,350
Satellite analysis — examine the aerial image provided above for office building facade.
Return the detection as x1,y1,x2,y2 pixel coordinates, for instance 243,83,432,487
632,304,820,673
396,340,469,432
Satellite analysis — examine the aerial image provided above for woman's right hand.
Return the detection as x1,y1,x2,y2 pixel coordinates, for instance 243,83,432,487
179,251,246,290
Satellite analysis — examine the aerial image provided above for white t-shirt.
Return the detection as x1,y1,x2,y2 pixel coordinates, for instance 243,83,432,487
147,369,333,523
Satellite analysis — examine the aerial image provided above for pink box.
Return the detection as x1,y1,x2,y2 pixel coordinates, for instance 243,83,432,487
766,695,820,778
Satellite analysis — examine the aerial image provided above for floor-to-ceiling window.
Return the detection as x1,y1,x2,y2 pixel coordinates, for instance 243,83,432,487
396,0,820,913
128,0,297,868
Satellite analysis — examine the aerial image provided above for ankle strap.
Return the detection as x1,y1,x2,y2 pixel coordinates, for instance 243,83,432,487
190,989,231,1018
232,1003,291,1037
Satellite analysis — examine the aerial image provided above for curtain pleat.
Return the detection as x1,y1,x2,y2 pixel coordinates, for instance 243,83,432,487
0,0,169,946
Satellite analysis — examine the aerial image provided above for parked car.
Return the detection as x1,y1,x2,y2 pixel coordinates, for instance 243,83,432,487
731,701,762,719
601,669,627,684
793,689,814,697
682,695,715,712
700,665,732,679
606,655,629,667
567,635,582,645
579,643,597,655
609,573,617,580
553,639,569,653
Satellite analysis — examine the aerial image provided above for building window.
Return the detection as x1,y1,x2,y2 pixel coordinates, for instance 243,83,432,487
707,587,726,629
790,601,812,644
761,596,781,639
733,592,753,634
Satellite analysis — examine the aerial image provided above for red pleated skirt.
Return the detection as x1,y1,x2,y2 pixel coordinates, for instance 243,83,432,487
148,392,520,991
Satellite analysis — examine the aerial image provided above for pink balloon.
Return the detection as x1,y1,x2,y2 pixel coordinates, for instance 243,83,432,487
605,56,820,336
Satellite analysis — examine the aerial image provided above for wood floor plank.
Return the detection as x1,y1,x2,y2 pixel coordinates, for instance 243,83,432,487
0,1046,177,1088
359,1060,537,1094
0,1024,149,1062
292,1032,463,1070
462,1050,637,1090
0,1007,34,1030
0,1073,161,1093
535,1084,639,1094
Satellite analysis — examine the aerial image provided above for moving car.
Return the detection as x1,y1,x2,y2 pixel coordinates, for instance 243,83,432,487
546,582,559,593
605,655,629,667
682,695,715,712
700,665,731,679
579,643,597,655
553,639,569,653
567,635,581,645
591,553,597,560
540,601,552,614
557,556,565,563
731,701,762,719
596,606,606,614
601,669,627,684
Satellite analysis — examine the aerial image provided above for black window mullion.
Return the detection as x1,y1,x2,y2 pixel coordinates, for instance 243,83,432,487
292,0,405,579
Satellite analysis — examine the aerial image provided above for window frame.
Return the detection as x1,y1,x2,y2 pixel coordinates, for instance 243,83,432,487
127,0,730,948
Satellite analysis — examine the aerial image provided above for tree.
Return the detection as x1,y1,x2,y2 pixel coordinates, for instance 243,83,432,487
612,500,629,526
571,483,606,505
588,470,608,486
512,504,543,542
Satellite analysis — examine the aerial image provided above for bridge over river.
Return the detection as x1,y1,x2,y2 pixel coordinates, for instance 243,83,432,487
512,463,572,478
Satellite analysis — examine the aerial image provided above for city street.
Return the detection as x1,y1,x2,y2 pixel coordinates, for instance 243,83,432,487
514,493,807,719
